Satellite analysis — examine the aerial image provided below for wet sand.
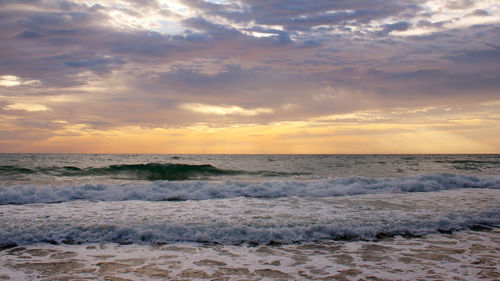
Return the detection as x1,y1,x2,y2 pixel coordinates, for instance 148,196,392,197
1,228,499,280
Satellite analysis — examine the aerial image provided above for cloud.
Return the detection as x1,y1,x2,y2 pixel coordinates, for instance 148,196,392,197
377,21,411,36
4,103,51,112
0,75,40,87
184,0,422,32
445,0,475,10
61,54,125,73
416,20,448,28
444,47,500,64
468,9,490,17
0,75,23,87
180,103,273,116
0,0,499,152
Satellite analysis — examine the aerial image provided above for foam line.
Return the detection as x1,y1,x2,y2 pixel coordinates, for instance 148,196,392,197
1,174,499,205
1,211,498,245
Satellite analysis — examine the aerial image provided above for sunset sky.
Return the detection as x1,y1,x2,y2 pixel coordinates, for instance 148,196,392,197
1,0,499,153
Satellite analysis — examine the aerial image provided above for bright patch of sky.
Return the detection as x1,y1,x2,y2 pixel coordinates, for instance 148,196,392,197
206,0,227,4
160,0,194,17
393,0,500,36
155,20,184,34
181,103,273,116
4,103,51,112
0,75,40,87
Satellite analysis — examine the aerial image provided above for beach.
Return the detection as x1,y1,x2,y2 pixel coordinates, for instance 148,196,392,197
1,154,499,280
2,0,500,279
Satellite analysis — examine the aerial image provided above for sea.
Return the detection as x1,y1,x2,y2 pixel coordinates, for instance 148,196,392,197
0,154,499,280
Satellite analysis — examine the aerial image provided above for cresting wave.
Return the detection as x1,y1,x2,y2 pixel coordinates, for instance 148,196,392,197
0,163,309,181
1,174,499,204
0,163,240,181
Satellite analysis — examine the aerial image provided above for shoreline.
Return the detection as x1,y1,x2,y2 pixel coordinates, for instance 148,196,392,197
2,228,499,280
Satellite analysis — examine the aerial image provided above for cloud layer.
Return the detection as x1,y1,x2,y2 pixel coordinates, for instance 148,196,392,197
1,0,499,152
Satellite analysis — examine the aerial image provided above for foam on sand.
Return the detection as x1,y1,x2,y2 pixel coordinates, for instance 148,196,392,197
1,228,499,280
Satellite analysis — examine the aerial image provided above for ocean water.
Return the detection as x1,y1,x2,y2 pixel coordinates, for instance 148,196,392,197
1,154,500,280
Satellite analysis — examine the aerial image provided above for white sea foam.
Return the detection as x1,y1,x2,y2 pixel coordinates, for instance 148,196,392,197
3,229,500,280
1,212,498,246
0,174,499,205
1,189,499,246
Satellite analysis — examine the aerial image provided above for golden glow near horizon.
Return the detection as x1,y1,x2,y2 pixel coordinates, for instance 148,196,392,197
2,105,498,153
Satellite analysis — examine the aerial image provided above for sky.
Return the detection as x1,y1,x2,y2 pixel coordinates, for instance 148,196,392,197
0,0,499,153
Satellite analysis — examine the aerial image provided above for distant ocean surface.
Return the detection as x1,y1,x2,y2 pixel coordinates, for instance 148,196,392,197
1,154,499,246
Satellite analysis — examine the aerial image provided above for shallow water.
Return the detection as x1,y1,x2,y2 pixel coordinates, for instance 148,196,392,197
1,229,499,280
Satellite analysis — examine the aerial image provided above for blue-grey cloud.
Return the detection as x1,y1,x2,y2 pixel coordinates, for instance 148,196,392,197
416,20,449,28
468,9,490,17
377,21,411,36
444,47,500,64
445,0,474,10
183,0,421,32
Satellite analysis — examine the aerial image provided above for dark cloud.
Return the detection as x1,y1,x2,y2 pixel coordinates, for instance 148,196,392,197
445,0,474,10
59,53,125,73
467,9,490,17
374,68,500,101
273,9,388,31
377,21,411,36
416,20,448,28
183,0,421,32
240,0,420,30
444,48,500,64
17,30,43,39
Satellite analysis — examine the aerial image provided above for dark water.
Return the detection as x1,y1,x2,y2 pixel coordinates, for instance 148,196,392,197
1,154,499,184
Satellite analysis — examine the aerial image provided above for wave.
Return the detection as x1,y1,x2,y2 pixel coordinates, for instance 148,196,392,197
1,174,499,205
0,165,36,175
85,163,241,180
0,163,310,181
0,163,241,181
434,159,500,171
0,211,498,246
435,159,500,164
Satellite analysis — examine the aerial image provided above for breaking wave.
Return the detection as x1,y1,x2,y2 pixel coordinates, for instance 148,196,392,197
1,174,499,205
0,211,498,246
